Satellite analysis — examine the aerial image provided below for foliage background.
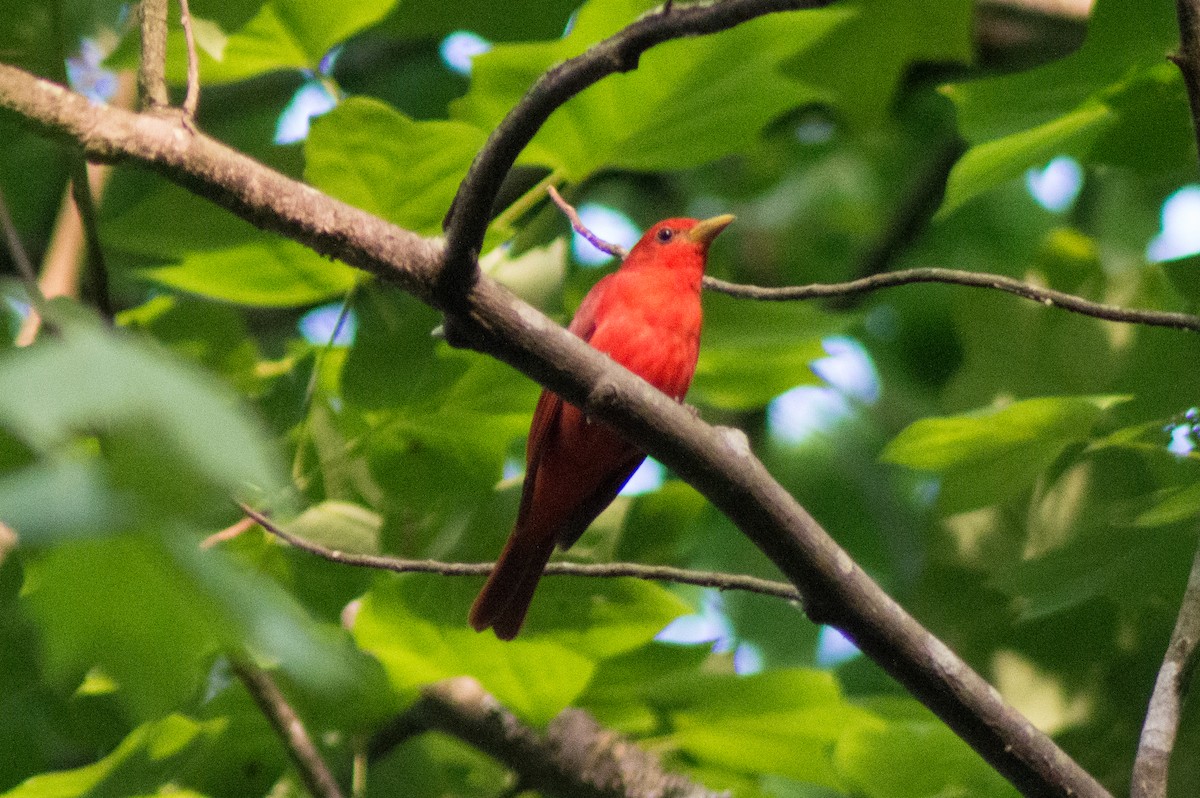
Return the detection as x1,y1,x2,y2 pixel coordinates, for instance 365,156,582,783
1,0,1199,796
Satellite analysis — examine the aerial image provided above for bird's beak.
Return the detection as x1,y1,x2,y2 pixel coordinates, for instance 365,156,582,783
686,214,735,246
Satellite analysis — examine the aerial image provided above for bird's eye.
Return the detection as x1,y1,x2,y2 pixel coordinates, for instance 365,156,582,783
656,228,674,243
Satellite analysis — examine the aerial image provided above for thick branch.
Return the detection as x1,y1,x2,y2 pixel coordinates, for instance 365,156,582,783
0,62,1109,798
240,503,801,602
1131,535,1200,798
1174,0,1200,161
440,0,835,301
370,677,724,798
703,269,1200,333
0,64,443,302
231,659,346,798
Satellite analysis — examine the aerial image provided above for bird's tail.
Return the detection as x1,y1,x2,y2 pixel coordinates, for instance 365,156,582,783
468,525,556,640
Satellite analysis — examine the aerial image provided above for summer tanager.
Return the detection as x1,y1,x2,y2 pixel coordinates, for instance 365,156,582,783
469,213,735,639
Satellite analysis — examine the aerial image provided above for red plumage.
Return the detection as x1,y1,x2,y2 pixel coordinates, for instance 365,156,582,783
469,214,734,639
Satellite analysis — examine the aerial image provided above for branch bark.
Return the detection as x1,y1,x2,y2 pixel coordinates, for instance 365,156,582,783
137,0,170,111
231,659,346,798
370,677,725,798
1131,534,1200,798
0,50,1110,798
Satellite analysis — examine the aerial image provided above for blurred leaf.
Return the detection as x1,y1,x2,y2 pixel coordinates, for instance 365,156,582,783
452,0,844,179
383,0,580,40
1135,482,1200,528
882,396,1128,513
939,0,1189,216
0,312,284,540
306,97,486,235
0,714,223,798
281,499,382,553
834,701,1019,798
694,293,847,410
784,0,974,129
658,670,878,789
481,238,566,309
354,573,688,724
1160,254,1200,307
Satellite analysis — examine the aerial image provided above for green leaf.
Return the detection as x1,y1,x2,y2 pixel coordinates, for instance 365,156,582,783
281,500,382,554
938,0,1190,216
306,97,487,236
834,704,1019,798
783,0,974,129
939,101,1115,219
145,238,360,307
452,0,843,179
658,670,877,789
0,714,224,798
882,396,1128,513
1135,481,1200,527
693,292,846,410
165,0,401,83
353,574,688,724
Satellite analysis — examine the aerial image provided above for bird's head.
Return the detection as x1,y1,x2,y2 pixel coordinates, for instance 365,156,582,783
623,214,735,275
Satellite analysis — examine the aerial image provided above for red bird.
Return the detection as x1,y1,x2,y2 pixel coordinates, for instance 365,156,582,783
469,213,735,639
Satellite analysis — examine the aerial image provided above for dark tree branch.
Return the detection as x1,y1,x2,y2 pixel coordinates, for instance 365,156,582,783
231,658,346,798
240,503,802,602
137,0,170,111
1132,534,1200,798
703,269,1200,333
67,156,113,321
0,60,1110,798
439,0,836,303
1173,0,1200,159
370,677,726,798
0,184,41,292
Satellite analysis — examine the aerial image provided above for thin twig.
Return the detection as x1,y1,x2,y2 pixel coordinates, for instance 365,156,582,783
137,0,170,111
68,156,113,322
703,270,1200,333
231,658,346,798
439,0,835,302
370,677,726,798
0,184,41,293
547,185,627,258
177,0,200,119
239,503,802,603
545,182,1200,334
1131,532,1200,797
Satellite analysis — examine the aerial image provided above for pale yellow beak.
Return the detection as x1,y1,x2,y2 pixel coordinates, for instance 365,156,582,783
686,214,735,246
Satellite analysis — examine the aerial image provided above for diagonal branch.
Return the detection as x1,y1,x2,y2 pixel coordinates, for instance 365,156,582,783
0,61,1109,798
239,503,802,602
439,0,836,301
231,658,346,798
371,677,724,798
1131,532,1200,798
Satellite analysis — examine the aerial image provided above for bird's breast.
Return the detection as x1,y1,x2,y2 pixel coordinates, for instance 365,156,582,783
591,283,702,401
